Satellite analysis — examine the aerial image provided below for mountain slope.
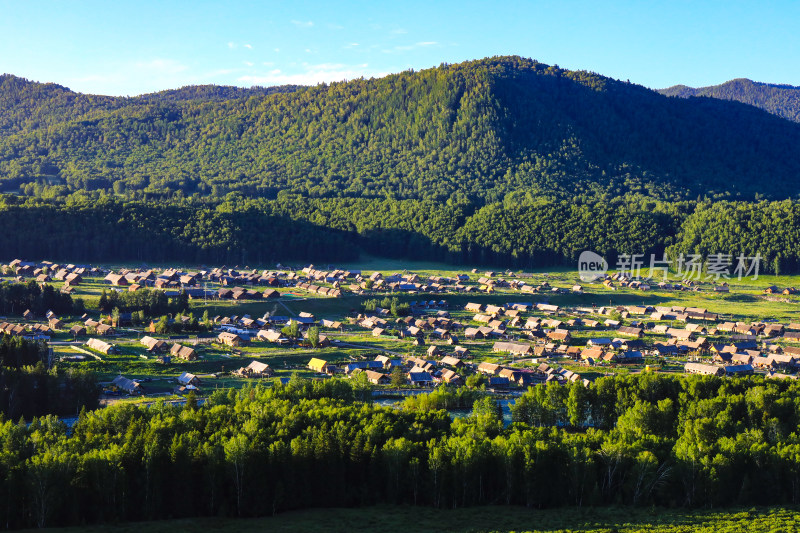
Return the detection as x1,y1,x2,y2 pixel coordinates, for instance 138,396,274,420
132,83,303,103
0,74,120,135
659,78,800,123
3,57,800,202
0,74,301,134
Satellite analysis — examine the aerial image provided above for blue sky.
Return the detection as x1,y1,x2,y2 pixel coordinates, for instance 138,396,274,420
1,1,798,96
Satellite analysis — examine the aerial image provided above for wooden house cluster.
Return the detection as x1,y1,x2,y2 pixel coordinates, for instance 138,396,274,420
0,321,53,339
217,286,280,300
6,260,102,282
212,268,286,287
295,282,343,297
301,266,360,284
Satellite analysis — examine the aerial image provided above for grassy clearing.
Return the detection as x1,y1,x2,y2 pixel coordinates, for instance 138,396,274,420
44,263,800,324
31,504,800,533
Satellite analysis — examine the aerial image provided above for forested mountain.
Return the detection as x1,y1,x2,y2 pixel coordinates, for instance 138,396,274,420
0,74,120,135
0,75,300,136
132,83,302,103
659,78,800,123
3,56,800,202
5,57,800,270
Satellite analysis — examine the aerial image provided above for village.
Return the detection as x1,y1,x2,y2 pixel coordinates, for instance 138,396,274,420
1,258,800,405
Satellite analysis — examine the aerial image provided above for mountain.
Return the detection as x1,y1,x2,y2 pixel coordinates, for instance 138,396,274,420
659,78,800,123
0,74,300,135
132,83,303,103
3,56,800,203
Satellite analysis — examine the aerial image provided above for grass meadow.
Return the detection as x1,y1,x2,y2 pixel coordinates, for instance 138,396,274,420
29,504,800,533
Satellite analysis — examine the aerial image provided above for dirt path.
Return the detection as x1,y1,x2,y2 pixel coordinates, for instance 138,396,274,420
278,300,298,317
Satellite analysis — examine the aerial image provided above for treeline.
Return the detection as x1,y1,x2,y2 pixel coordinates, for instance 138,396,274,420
401,386,483,411
3,56,800,202
98,287,187,316
0,335,99,419
4,193,800,272
362,297,411,316
0,194,357,264
0,279,82,316
2,373,800,528
667,200,800,275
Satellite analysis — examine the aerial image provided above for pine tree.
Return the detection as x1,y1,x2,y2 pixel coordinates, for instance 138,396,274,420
98,290,108,313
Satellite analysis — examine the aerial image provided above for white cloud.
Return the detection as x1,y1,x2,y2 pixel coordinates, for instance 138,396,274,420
291,20,314,28
391,41,440,52
244,43,253,49
228,42,236,49
244,61,254,67
344,42,359,49
274,48,280,52
238,62,388,86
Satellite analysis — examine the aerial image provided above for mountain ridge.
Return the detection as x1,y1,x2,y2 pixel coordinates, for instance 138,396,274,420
2,56,800,203
658,77,800,123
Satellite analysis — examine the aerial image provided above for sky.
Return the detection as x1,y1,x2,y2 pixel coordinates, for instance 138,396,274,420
1,0,798,96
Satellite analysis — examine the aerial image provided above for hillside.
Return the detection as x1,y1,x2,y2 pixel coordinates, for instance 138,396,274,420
3,56,800,202
132,83,303,103
659,78,800,123
0,74,300,136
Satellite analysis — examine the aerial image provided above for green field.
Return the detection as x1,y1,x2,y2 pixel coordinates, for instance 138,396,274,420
29,505,800,533
41,259,800,323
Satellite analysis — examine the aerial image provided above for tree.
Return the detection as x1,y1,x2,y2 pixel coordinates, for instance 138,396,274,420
177,289,190,313
281,320,300,340
27,449,71,528
224,434,250,516
470,396,503,436
98,290,109,313
154,315,170,335
567,383,592,427
390,366,406,388
307,326,320,348
466,373,485,389
351,371,373,403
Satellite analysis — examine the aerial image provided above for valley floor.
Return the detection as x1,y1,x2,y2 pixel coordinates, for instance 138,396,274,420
33,505,800,533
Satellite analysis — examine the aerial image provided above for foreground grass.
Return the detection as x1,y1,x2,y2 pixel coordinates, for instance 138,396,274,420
35,505,800,533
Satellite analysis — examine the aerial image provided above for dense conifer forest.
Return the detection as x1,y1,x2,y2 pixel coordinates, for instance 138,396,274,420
660,78,800,123
2,193,800,272
3,56,800,201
